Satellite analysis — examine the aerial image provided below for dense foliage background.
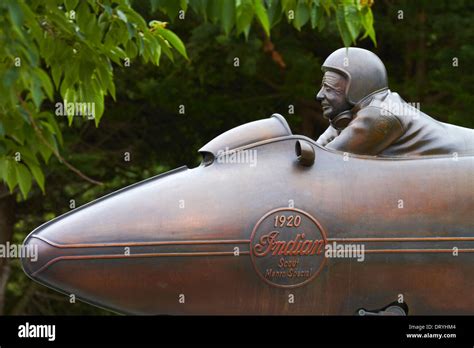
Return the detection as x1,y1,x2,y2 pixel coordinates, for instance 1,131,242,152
1,0,473,314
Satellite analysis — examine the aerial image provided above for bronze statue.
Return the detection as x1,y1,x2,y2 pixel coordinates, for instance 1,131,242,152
21,49,474,315
316,47,474,156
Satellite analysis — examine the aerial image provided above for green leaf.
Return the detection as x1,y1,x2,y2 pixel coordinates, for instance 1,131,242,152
118,6,148,29
44,129,59,154
103,4,113,16
207,0,222,22
310,3,318,29
0,158,6,181
360,7,376,45
266,0,282,28
254,0,270,36
15,162,32,199
156,35,174,61
63,88,76,118
116,9,128,23
7,0,24,28
155,27,189,59
45,112,63,146
336,6,353,46
36,68,54,100
51,64,63,90
236,0,255,39
180,0,188,12
48,7,76,35
25,162,45,193
2,68,19,89
37,142,53,163
96,63,112,91
316,4,326,31
18,146,39,166
343,3,361,43
108,81,117,101
5,160,17,193
294,0,310,30
281,0,296,13
92,89,105,126
30,78,44,109
125,40,138,59
221,0,236,35
60,62,79,98
39,121,56,135
65,0,79,11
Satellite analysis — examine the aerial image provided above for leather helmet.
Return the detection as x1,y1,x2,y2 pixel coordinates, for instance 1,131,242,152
322,47,388,105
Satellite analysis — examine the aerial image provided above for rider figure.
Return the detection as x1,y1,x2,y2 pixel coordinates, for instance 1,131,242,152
316,47,474,156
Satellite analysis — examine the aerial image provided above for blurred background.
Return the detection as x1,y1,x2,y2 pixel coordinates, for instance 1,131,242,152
1,0,473,314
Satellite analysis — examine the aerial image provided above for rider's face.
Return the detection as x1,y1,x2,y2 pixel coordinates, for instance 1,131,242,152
316,71,352,119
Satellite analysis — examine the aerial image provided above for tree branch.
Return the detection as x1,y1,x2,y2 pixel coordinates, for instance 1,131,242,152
18,96,103,186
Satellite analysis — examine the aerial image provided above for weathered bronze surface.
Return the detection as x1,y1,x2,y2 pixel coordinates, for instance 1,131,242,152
21,114,474,315
316,48,474,155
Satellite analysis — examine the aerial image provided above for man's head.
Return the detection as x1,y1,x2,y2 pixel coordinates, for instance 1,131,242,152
316,48,389,120
316,70,352,120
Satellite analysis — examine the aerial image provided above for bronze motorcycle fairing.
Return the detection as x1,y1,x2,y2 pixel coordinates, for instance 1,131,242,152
21,114,474,315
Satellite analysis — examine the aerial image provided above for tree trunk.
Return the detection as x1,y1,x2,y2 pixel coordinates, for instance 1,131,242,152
0,184,15,315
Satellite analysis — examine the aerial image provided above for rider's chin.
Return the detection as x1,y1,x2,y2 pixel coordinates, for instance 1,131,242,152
322,106,332,118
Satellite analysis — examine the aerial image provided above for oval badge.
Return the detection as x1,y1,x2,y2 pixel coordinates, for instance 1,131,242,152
250,208,327,288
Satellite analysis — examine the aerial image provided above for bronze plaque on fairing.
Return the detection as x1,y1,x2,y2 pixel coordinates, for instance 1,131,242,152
250,207,328,288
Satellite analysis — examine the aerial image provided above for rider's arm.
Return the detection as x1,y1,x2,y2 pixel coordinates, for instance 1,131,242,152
316,125,339,147
325,107,404,155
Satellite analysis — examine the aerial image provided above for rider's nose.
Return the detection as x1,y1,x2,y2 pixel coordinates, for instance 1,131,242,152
316,88,324,101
